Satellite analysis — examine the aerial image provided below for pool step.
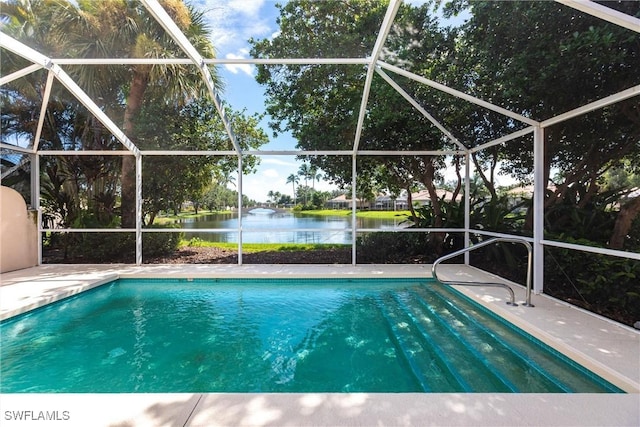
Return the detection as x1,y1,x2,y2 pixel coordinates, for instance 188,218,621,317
380,290,519,392
414,285,574,393
281,297,427,393
396,291,519,392
376,295,471,392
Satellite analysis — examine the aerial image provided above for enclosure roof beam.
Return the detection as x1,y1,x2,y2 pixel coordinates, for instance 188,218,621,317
556,0,640,33
203,58,370,65
139,149,464,156
0,63,43,86
51,57,371,65
140,0,242,155
0,143,33,154
352,0,402,153
541,83,640,128
0,32,140,157
32,149,465,156
32,71,55,152
376,67,468,152
0,156,31,180
377,61,540,126
52,66,141,156
469,126,535,154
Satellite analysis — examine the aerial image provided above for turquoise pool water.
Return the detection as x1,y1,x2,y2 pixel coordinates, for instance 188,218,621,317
0,278,622,393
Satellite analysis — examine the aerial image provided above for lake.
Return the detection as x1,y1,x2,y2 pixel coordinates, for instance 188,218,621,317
171,208,411,244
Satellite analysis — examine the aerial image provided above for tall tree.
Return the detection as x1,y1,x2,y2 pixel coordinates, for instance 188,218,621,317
46,0,220,228
297,162,312,204
2,0,269,230
251,2,452,168
450,0,640,245
286,173,299,204
135,99,268,224
251,0,459,251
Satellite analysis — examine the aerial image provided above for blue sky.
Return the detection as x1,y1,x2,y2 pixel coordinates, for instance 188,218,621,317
195,0,468,202
196,0,311,202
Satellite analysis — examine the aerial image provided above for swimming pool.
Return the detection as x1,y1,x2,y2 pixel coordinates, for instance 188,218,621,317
0,278,622,393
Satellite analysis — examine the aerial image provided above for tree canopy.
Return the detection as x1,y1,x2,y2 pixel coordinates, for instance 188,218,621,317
1,0,268,231
250,0,640,250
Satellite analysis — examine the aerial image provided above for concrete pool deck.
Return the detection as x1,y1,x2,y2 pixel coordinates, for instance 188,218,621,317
1,263,639,426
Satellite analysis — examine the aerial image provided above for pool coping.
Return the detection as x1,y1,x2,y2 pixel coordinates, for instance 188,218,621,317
1,264,639,426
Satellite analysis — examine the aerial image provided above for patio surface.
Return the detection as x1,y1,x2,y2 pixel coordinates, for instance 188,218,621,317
1,263,639,426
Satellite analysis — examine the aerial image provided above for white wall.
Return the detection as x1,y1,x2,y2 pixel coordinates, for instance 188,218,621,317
1,186,38,273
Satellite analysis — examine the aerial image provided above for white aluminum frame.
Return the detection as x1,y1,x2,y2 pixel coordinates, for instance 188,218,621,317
0,0,638,295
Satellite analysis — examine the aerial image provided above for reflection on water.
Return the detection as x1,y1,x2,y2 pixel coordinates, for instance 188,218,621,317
170,209,410,244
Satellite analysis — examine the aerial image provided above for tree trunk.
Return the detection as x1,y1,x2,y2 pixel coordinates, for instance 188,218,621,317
471,152,497,199
450,156,462,202
609,196,640,250
422,160,445,255
148,211,157,226
406,186,416,220
120,68,149,228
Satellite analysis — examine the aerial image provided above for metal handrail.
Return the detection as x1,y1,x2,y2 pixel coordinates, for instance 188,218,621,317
431,237,534,307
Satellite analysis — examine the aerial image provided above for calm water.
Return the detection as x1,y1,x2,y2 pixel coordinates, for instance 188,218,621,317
0,278,622,393
170,208,410,243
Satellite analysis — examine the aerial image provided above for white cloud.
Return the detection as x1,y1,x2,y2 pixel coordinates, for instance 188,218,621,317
263,168,280,179
262,157,297,167
239,158,338,202
228,0,264,17
224,51,254,77
241,171,289,202
202,0,273,56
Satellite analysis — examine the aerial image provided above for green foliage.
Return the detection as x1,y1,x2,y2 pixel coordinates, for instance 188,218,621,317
544,185,622,245
59,228,181,262
544,238,640,326
200,185,239,212
180,240,348,253
142,225,183,257
2,0,268,236
356,232,434,264
407,193,528,250
459,0,640,210
251,1,452,192
185,237,202,247
65,232,135,262
137,99,268,223
48,210,181,262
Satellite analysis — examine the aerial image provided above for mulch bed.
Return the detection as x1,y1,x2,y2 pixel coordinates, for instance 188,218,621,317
43,246,356,265
144,246,354,264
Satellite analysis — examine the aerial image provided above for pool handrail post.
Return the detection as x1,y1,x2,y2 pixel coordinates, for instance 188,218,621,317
431,237,535,307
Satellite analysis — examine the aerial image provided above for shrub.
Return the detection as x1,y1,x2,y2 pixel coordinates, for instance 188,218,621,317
56,219,181,262
142,224,183,257
356,232,434,263
544,237,640,326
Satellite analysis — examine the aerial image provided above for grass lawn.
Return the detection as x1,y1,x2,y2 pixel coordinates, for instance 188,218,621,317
181,239,348,253
297,209,411,219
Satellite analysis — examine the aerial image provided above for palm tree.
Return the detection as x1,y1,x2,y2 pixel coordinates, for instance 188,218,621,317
297,163,311,186
286,173,299,204
297,163,312,205
312,171,323,190
45,0,219,228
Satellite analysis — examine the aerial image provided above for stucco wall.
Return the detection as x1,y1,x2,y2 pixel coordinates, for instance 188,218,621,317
1,186,38,273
